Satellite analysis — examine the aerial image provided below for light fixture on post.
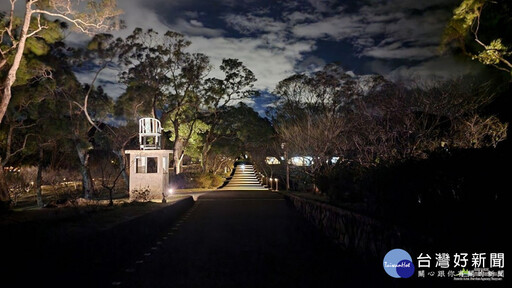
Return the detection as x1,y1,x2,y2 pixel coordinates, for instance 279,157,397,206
274,178,279,191
162,188,173,203
281,142,289,191
269,178,273,191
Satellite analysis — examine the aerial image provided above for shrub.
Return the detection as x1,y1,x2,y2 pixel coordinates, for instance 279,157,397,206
194,173,224,189
131,187,151,202
170,172,224,189
6,168,34,206
315,162,367,204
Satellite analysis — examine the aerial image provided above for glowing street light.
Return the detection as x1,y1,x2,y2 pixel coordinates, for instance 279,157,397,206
269,178,273,190
274,178,279,191
162,188,173,203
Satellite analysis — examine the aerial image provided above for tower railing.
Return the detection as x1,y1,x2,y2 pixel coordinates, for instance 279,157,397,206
139,117,161,150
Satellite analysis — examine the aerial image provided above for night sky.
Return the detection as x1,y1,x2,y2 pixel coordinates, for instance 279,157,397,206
5,0,484,114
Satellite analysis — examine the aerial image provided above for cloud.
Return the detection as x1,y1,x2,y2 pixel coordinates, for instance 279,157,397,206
292,15,364,41
295,55,326,74
306,0,340,13
284,11,321,24
18,0,469,102
73,65,127,99
387,55,483,82
188,36,316,91
362,45,438,60
223,14,287,35
291,0,457,62
171,18,225,37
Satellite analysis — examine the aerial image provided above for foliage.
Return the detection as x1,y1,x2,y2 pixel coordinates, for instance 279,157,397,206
442,0,512,76
313,145,510,228
116,28,211,173
199,58,258,172
130,187,151,202
271,63,508,196
177,120,209,161
5,167,36,206
170,172,224,189
194,173,224,189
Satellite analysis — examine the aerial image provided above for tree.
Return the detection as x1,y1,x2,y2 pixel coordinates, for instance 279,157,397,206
206,103,273,175
200,58,258,172
0,21,69,208
272,63,508,195
117,28,210,174
0,0,122,125
442,0,512,76
271,65,383,171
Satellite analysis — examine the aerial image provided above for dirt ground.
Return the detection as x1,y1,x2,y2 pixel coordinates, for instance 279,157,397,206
1,185,203,231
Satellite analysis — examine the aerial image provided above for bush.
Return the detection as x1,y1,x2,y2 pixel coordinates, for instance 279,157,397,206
315,162,367,204
314,145,510,228
6,167,35,206
131,187,151,202
194,173,224,189
170,172,225,189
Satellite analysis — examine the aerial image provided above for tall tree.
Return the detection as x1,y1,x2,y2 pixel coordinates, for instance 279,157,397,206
0,0,122,124
0,19,67,208
200,58,258,172
117,28,210,174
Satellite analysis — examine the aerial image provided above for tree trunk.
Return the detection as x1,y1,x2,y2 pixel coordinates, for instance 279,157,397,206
174,138,184,174
113,149,129,189
79,163,94,199
36,148,44,208
200,142,211,173
0,2,33,124
76,143,94,199
172,121,183,174
0,161,11,210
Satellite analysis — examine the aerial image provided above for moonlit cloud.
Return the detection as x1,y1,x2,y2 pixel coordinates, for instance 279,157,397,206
2,0,478,110
223,14,287,35
172,18,225,37
387,56,483,82
362,46,438,61
292,15,365,41
187,36,315,91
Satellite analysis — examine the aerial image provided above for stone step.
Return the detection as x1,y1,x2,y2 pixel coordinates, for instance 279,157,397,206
218,164,267,191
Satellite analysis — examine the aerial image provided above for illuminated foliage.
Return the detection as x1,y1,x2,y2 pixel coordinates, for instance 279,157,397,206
442,0,512,76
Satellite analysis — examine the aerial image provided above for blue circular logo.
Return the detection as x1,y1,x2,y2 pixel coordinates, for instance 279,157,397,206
383,249,415,278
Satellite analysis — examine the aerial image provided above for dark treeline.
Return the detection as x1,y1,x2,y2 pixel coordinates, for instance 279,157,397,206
0,25,273,209
256,63,510,251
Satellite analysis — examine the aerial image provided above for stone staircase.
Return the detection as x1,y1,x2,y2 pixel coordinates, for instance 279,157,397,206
218,164,267,191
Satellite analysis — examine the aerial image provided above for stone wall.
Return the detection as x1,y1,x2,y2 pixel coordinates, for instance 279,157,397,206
283,193,422,260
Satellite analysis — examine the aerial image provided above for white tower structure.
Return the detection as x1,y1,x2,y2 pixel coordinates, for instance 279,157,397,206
125,118,173,201
139,117,161,150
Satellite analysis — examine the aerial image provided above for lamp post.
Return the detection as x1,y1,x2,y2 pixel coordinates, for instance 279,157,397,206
269,178,273,191
261,175,265,187
274,178,279,191
281,143,290,190
162,188,173,203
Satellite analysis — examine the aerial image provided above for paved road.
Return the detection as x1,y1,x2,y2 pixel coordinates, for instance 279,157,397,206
108,190,376,288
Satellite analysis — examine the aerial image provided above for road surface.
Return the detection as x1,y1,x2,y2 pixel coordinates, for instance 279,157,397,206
108,190,375,287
